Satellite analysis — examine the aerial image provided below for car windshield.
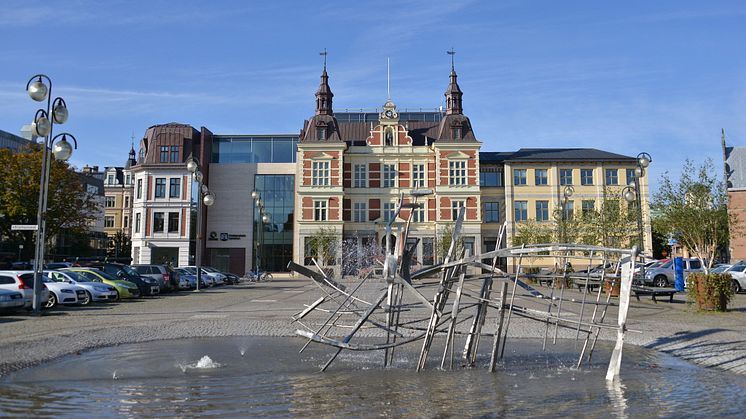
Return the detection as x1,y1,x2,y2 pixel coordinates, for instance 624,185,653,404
59,271,84,282
204,267,219,273
122,266,141,277
89,270,119,281
712,265,731,273
183,267,197,274
660,261,673,269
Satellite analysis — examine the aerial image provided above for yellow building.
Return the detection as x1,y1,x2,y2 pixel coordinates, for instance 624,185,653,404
103,148,136,239
480,149,652,270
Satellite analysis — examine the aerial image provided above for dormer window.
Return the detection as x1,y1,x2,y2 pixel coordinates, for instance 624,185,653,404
317,127,327,141
452,127,462,140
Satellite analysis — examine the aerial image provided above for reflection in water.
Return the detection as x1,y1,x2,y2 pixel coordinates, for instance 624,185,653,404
606,378,628,418
1,337,745,417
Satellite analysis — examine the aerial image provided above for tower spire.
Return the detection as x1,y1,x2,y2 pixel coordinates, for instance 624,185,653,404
445,49,463,115
315,50,334,116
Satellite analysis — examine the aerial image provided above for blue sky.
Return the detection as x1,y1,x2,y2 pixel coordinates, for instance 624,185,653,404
1,0,744,190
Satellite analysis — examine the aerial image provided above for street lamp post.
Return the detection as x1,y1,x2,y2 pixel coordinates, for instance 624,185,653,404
18,244,23,261
186,157,215,291
559,185,574,243
622,152,652,252
251,191,270,276
26,74,77,314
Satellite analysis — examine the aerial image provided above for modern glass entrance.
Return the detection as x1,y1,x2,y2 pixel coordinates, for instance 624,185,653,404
252,175,294,272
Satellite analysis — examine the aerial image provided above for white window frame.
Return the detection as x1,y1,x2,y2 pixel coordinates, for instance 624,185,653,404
412,163,426,188
353,164,368,188
383,202,396,222
412,205,426,223
314,200,328,221
382,164,397,188
451,200,465,221
514,201,528,222
104,216,115,228
448,160,467,186
312,161,330,186
353,202,367,222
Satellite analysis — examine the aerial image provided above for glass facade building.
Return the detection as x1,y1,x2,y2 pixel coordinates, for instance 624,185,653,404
212,135,298,164
253,175,295,272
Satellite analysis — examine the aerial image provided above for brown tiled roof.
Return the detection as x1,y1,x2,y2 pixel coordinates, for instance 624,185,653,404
338,121,441,145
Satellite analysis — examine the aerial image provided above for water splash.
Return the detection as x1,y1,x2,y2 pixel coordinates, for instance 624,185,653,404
177,363,188,373
112,370,118,380
195,355,221,369
240,348,246,357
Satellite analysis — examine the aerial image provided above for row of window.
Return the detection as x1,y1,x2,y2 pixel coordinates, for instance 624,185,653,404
132,212,180,234
105,173,132,186
312,161,468,188
159,145,180,163
512,168,636,187
105,215,129,229
135,177,182,199
513,200,599,222
105,196,131,208
312,200,468,222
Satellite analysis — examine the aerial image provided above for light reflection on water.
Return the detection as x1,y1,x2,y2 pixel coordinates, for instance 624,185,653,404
1,336,745,417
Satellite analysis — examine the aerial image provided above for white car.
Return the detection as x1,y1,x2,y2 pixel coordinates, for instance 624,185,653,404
724,262,746,293
0,289,25,311
41,276,87,308
45,270,119,304
183,266,222,287
0,271,50,309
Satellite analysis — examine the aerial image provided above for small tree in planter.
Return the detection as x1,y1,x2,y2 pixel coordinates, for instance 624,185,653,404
687,272,734,311
652,159,735,310
308,227,339,277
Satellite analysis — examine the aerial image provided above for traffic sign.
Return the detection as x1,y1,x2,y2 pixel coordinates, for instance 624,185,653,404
11,224,38,231
667,238,677,246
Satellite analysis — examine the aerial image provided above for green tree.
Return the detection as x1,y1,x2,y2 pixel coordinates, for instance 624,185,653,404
0,146,99,260
436,223,463,262
107,231,132,259
652,159,730,273
308,226,339,266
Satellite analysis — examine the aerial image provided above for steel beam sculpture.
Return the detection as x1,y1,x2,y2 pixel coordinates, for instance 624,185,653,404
290,198,639,381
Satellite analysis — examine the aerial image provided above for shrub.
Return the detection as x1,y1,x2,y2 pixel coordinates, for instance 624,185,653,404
687,273,734,311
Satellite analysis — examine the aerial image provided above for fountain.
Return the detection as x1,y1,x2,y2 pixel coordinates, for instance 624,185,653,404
289,196,640,379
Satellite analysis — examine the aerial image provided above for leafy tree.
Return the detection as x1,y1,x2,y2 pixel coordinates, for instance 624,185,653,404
513,219,552,247
436,222,463,262
0,146,100,260
308,226,339,266
107,231,132,258
652,159,731,273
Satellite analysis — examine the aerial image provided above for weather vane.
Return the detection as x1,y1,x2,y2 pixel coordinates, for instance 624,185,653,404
320,48,328,70
447,48,456,71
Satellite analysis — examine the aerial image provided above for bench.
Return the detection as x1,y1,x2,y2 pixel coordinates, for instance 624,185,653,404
631,286,677,303
575,280,603,293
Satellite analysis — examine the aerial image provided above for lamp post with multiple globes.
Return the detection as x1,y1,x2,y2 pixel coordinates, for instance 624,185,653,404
186,157,215,291
26,75,77,314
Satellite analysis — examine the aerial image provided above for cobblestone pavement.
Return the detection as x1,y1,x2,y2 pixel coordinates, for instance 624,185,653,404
0,275,744,376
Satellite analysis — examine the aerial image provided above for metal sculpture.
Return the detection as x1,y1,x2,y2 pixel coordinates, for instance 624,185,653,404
290,196,639,380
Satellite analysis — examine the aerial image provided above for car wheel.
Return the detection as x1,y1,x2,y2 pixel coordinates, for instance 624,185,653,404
114,290,120,302
654,275,668,288
264,273,273,282
82,291,92,305
733,280,742,294
46,293,57,308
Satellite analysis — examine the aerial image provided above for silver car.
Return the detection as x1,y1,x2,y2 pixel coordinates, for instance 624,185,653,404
0,271,50,309
643,258,704,287
0,289,25,311
45,270,119,304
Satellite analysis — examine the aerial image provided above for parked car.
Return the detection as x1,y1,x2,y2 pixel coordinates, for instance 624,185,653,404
0,271,50,309
40,276,87,308
222,272,241,285
45,262,73,270
723,262,746,293
131,264,178,292
45,270,118,304
174,268,202,289
80,262,159,296
182,266,218,287
202,267,228,285
643,258,704,287
0,289,26,311
64,268,141,299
